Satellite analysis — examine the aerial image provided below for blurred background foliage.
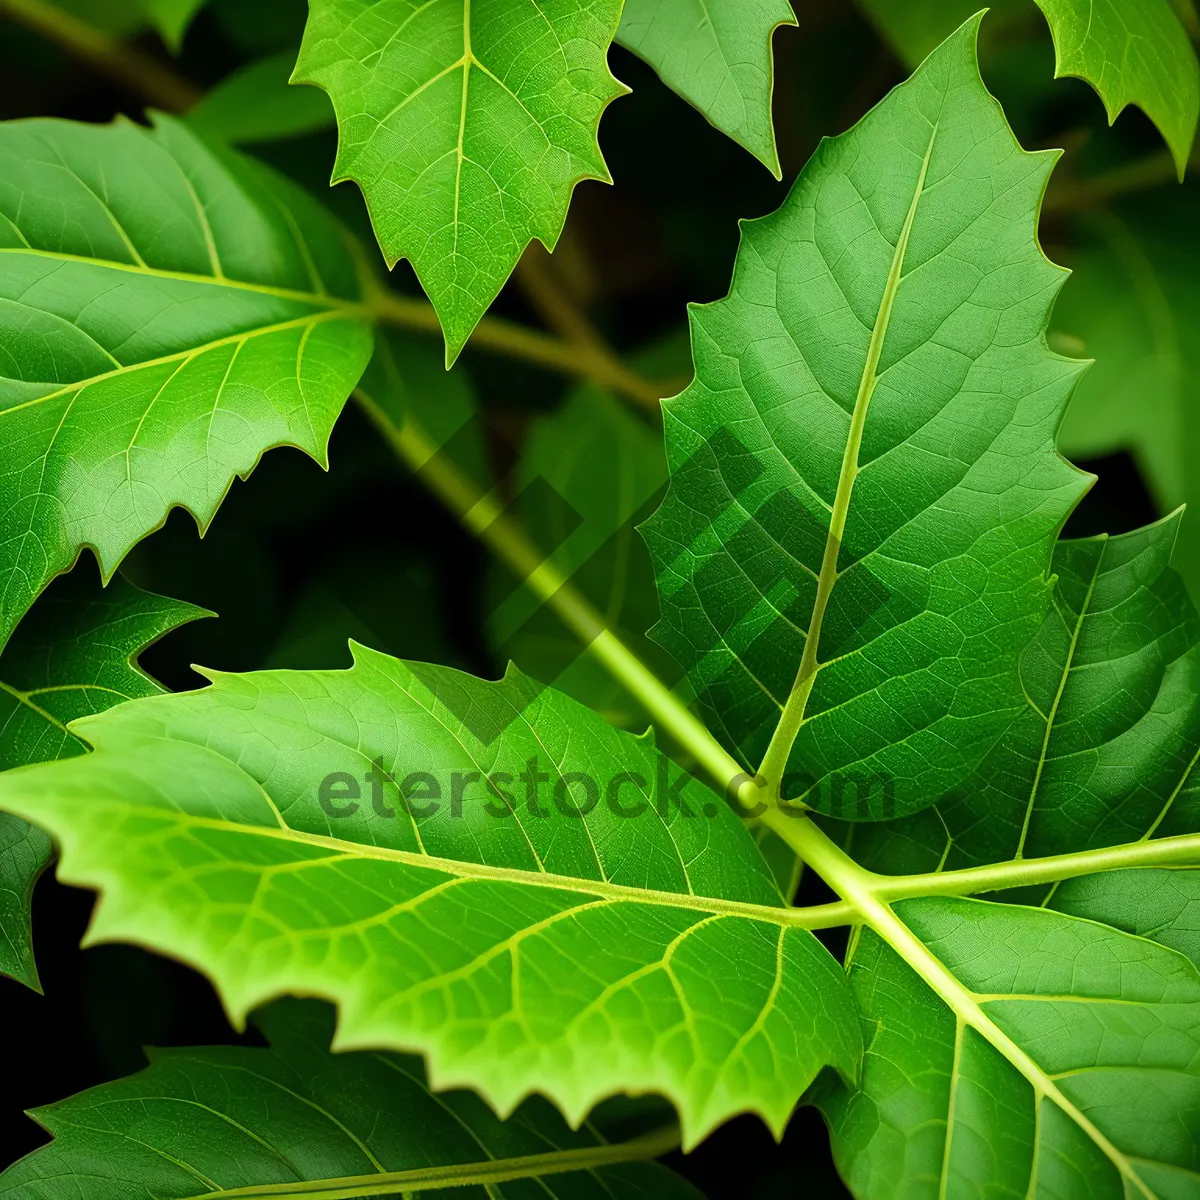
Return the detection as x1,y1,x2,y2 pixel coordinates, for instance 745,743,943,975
0,0,1191,1190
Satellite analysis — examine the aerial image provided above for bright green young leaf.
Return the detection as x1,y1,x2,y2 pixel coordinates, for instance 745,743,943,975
0,114,374,652
188,52,336,145
816,897,1200,1199
0,645,861,1146
641,16,1089,818
0,570,205,990
293,0,628,362
858,0,1199,173
0,997,697,1199
848,514,1200,873
615,0,796,176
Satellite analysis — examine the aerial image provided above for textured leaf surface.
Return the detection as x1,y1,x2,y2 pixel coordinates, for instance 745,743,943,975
1037,0,1199,176
0,998,697,1199
615,0,795,175
641,17,1087,817
1048,869,1200,967
849,516,1200,873
0,571,204,989
818,897,1200,1199
293,0,627,361
0,645,860,1145
0,115,373,651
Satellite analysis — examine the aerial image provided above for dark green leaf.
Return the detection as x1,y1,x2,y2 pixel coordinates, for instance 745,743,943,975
641,16,1088,818
0,998,699,1198
0,570,205,989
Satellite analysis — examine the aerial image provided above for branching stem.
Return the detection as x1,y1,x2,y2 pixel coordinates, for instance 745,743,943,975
361,388,1200,929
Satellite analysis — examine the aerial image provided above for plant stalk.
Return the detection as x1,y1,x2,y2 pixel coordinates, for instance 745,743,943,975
366,287,668,410
355,387,749,800
0,0,200,112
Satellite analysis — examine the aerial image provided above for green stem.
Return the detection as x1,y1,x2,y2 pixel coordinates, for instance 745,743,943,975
514,245,667,412
874,831,1200,901
354,388,750,802
755,127,935,800
358,385,1200,912
0,0,200,113
192,1125,683,1199
366,285,668,412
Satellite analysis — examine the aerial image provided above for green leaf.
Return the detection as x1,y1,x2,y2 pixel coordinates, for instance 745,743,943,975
188,52,336,145
855,0,999,67
0,114,374,651
0,569,205,990
641,15,1088,818
858,0,1200,173
816,897,1200,1199
140,0,209,50
293,0,628,362
615,0,796,176
0,645,861,1146
0,998,699,1198
848,514,1200,873
1037,0,1199,177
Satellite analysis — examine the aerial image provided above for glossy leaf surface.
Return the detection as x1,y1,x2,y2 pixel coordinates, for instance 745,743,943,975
294,0,627,361
0,115,373,650
0,645,860,1145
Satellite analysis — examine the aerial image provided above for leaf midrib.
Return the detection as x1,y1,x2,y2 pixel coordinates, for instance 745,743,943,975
0,247,365,313
0,310,353,419
184,1125,681,1199
42,779,825,928
875,897,1157,1199
757,122,939,798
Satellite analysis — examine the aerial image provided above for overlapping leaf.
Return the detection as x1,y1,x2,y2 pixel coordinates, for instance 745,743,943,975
1037,0,1199,176
0,998,697,1199
616,0,796,175
817,897,1200,1199
641,16,1088,818
0,570,204,989
849,514,1200,873
859,0,1199,173
0,644,860,1145
0,114,373,651
293,0,627,361
189,52,336,145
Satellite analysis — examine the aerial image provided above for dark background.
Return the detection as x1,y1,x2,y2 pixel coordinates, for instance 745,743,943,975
0,0,1165,1191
